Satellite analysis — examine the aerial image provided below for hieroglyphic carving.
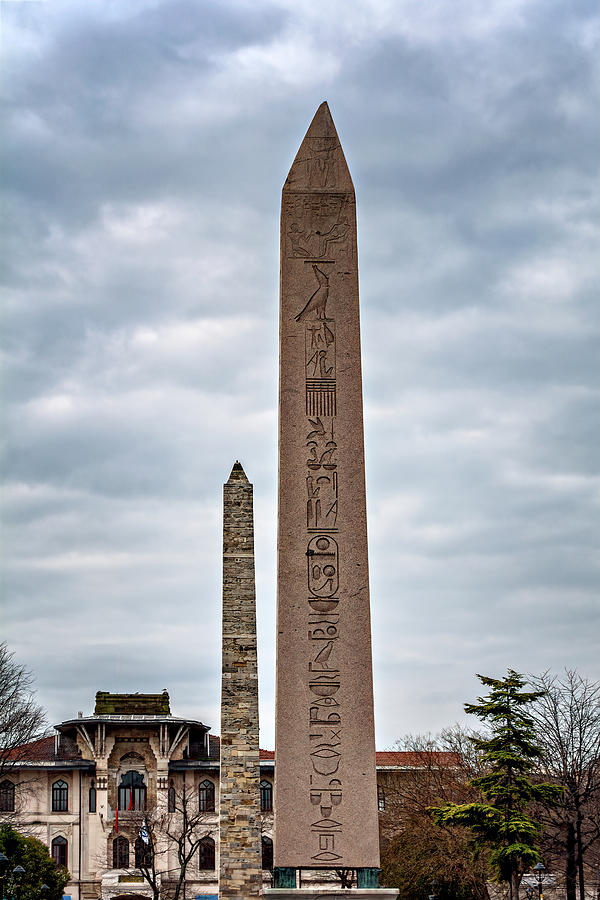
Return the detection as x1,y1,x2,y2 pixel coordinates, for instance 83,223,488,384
291,249,344,864
284,193,355,260
306,473,338,531
295,265,329,322
288,222,351,260
306,386,336,417
283,179,352,864
307,536,338,597
305,136,338,188
310,784,342,818
308,625,343,865
296,271,337,421
277,103,381,871
306,320,335,379
306,425,337,471
306,415,337,530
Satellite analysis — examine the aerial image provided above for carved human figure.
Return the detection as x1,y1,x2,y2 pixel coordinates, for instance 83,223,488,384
319,221,351,257
288,220,351,259
306,137,337,188
288,223,315,257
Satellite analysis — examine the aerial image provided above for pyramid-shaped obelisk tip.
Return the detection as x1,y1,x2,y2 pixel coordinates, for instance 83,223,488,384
227,460,249,483
309,101,336,139
284,100,354,193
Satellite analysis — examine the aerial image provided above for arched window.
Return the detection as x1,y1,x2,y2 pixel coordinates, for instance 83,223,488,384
135,835,152,869
52,780,68,812
89,783,97,813
262,836,273,870
113,835,130,869
118,771,146,811
198,779,215,812
377,785,385,811
52,835,68,868
0,780,15,813
168,780,176,813
260,779,273,811
198,836,215,870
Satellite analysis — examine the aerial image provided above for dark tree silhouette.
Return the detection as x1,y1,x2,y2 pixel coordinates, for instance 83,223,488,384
430,671,562,900
529,670,600,900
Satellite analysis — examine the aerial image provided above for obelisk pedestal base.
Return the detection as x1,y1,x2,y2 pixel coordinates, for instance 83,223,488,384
263,890,399,899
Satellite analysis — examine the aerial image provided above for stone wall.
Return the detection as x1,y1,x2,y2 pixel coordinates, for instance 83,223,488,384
94,692,171,716
219,462,262,898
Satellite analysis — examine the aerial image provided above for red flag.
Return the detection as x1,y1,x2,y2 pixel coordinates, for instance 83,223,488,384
128,790,133,811
114,806,118,833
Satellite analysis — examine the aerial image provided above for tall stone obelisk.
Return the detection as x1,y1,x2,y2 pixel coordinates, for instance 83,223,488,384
219,461,262,898
273,102,380,880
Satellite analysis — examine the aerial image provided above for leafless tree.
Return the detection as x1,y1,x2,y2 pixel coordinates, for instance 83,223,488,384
0,643,47,773
529,670,600,900
379,728,491,900
333,868,354,889
121,780,213,900
0,643,47,820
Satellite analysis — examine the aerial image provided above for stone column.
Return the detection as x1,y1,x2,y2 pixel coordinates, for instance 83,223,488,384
273,102,381,874
219,461,262,899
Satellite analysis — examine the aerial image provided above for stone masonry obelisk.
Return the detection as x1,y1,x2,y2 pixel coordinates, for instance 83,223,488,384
273,102,381,886
219,461,262,899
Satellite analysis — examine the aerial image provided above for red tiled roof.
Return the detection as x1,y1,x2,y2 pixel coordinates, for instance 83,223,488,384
375,750,460,767
4,734,81,762
258,750,458,766
7,736,458,768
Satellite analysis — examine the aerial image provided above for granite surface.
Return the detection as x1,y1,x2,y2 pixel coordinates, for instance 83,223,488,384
274,103,380,869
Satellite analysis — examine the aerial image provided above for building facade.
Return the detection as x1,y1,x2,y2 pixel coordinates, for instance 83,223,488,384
1,692,449,898
2,692,268,900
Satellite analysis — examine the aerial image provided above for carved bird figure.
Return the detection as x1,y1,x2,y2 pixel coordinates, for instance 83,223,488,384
295,265,329,321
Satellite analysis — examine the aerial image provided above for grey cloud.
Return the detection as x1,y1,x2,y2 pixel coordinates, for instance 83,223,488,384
2,0,598,747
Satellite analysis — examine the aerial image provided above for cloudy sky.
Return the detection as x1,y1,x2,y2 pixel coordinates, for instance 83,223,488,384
2,0,598,750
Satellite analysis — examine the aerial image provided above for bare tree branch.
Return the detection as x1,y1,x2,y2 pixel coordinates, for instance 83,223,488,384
529,670,600,900
119,779,213,900
0,643,48,778
380,729,490,900
0,643,48,824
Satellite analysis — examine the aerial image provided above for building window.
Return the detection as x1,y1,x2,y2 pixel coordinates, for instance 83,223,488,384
198,836,215,871
377,785,385,811
168,781,176,813
52,836,68,868
118,771,146,811
260,780,273,812
135,836,152,869
198,779,215,812
262,836,273,870
0,780,15,813
52,780,68,812
113,835,130,869
89,784,97,813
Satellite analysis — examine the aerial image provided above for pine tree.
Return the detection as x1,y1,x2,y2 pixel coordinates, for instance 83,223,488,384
430,670,562,900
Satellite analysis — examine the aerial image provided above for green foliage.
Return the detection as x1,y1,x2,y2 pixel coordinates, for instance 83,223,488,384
0,824,70,900
429,671,562,892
